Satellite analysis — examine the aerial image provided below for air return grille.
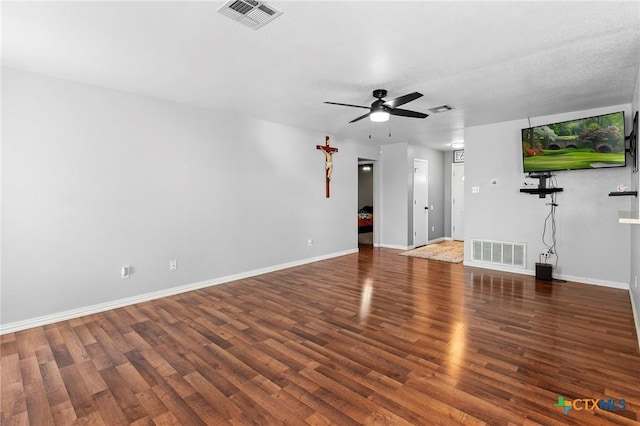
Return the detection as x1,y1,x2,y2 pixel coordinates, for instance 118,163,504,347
217,0,283,29
471,239,526,268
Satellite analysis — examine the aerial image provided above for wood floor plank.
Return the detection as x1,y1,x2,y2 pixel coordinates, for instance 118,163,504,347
39,359,71,407
227,390,283,425
5,411,30,426
20,355,56,425
134,389,169,420
183,370,242,421
182,392,231,425
72,410,108,426
1,245,639,424
152,381,207,426
50,400,77,425
1,352,22,389
282,382,360,426
99,366,148,423
92,388,129,425
1,380,26,422
58,363,97,419
15,328,48,360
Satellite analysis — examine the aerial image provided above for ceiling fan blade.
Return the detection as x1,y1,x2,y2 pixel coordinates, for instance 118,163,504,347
324,101,370,110
383,92,423,108
389,108,428,119
349,112,371,123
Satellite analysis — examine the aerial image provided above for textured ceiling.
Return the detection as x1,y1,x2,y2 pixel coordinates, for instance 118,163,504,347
2,1,639,150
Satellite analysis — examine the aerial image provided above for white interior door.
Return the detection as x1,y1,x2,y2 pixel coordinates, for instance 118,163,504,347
452,163,465,240
413,159,428,247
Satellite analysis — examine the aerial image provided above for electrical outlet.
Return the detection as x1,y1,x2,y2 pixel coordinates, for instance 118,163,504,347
121,266,130,279
635,276,638,289
431,226,435,232
307,239,313,247
472,186,480,194
169,260,177,271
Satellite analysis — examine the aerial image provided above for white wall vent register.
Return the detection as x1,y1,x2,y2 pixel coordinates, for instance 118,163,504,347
472,239,526,268
217,0,283,29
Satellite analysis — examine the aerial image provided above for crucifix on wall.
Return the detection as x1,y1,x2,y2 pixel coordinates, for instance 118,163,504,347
316,136,338,198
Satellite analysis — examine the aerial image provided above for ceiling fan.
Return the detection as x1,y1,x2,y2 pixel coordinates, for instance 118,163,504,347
325,89,428,123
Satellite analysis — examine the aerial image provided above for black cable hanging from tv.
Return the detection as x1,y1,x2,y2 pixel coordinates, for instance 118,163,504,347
540,175,559,269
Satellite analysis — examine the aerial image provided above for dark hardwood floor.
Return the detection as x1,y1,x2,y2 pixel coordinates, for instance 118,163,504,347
2,245,639,425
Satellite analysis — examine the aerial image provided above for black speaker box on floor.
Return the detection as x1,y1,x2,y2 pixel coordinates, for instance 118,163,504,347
535,262,553,281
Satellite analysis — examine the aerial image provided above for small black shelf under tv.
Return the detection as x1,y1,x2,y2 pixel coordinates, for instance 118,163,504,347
520,187,564,196
521,172,563,198
608,191,638,197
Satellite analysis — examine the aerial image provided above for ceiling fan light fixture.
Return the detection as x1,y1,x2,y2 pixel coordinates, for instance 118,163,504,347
370,104,390,122
370,110,390,122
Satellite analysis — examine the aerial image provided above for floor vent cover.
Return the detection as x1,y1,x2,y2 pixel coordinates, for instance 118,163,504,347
471,239,526,268
217,0,283,29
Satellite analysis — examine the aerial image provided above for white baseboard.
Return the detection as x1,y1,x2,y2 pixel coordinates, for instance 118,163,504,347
463,260,629,290
630,290,640,351
555,273,629,290
0,248,358,335
376,243,411,250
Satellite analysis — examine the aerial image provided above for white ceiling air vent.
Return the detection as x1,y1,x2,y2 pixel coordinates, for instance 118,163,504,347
217,0,283,30
429,105,454,114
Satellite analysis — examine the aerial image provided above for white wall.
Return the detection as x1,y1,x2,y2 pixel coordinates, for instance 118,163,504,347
465,104,632,287
378,143,409,248
1,67,365,326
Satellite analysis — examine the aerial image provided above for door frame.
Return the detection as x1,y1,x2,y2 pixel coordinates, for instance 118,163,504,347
357,158,377,245
451,162,464,240
413,159,429,248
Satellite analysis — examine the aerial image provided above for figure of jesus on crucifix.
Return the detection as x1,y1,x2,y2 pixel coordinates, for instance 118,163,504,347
317,136,338,198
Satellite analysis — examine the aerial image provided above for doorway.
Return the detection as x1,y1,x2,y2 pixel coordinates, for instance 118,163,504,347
452,163,464,241
358,160,374,245
413,159,429,247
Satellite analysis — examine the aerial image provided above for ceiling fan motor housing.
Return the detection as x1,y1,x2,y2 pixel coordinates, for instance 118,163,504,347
371,100,389,113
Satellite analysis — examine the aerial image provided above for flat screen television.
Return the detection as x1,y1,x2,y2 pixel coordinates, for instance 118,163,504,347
521,111,626,173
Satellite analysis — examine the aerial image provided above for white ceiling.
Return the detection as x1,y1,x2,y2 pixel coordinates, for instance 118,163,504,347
2,1,639,150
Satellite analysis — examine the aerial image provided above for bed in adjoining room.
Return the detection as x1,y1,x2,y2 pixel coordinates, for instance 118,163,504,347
358,206,373,234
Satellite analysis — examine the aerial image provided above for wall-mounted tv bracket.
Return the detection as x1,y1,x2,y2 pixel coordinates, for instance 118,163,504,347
520,172,563,199
625,111,638,173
